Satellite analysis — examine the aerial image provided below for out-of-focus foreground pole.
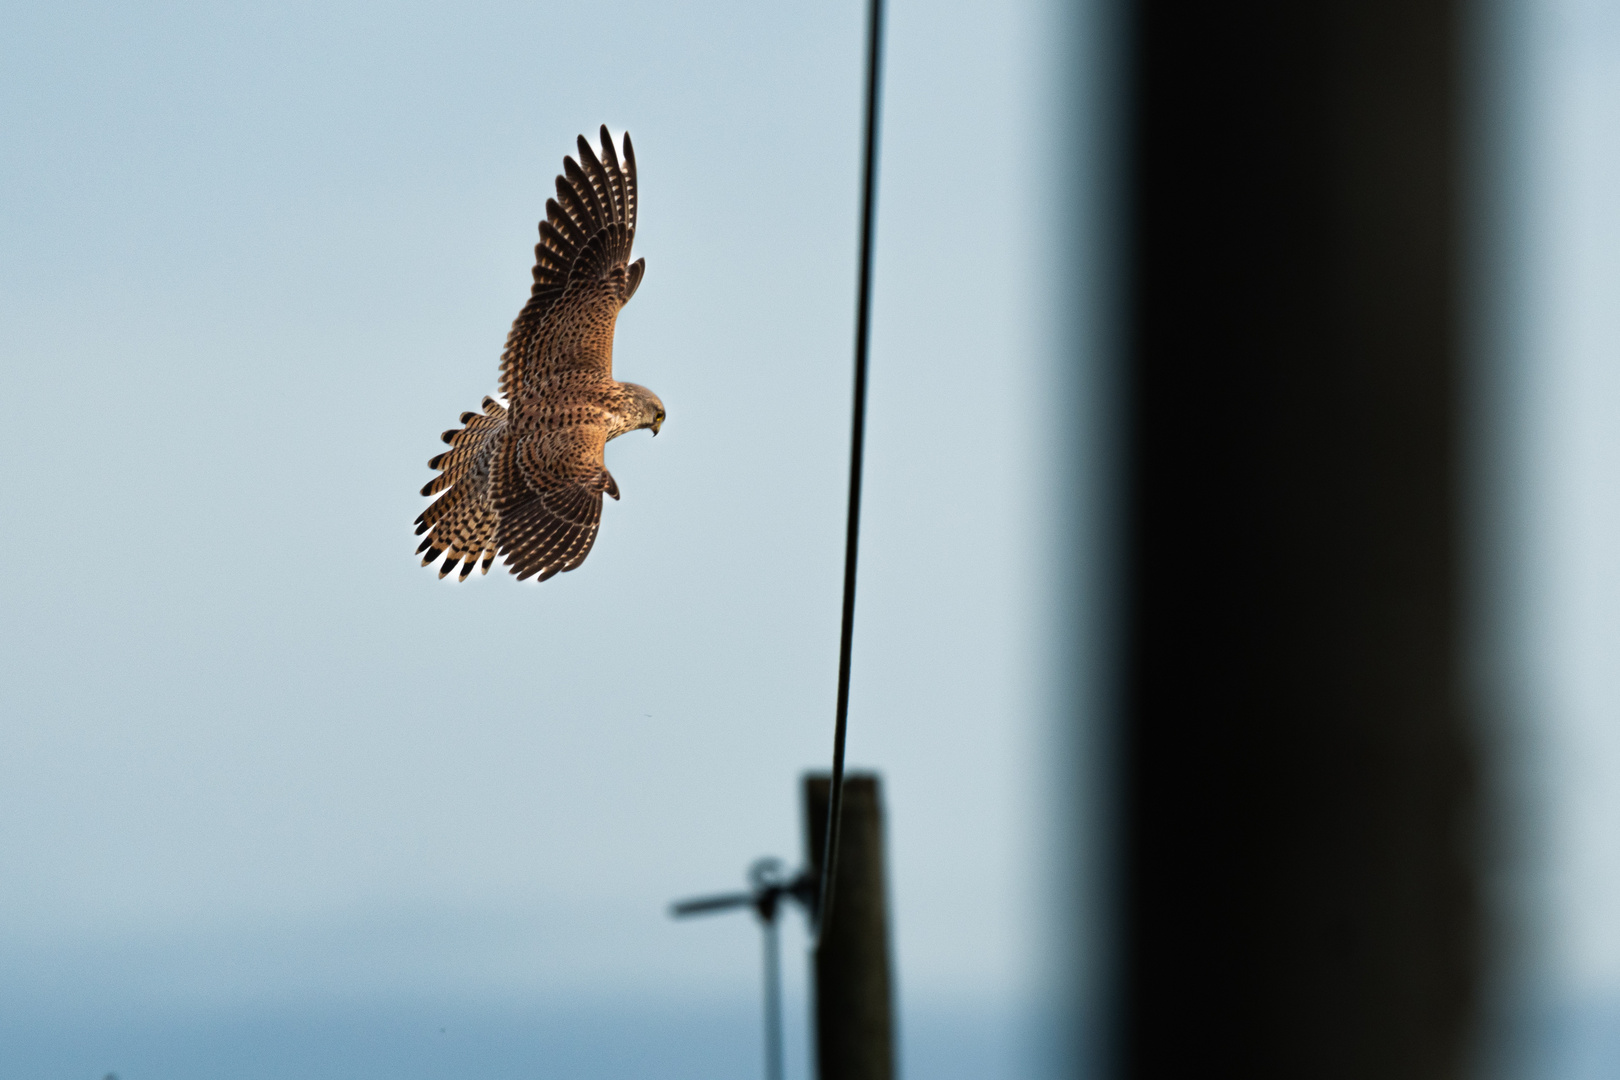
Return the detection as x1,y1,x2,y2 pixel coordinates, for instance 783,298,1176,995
1118,0,1480,1077
805,774,894,1080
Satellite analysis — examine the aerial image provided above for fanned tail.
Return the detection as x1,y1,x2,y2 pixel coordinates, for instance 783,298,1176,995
414,396,507,581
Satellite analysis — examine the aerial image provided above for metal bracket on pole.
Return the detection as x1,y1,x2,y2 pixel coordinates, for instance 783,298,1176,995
671,858,816,1080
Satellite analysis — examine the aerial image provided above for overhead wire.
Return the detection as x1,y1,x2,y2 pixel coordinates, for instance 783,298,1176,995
816,0,887,941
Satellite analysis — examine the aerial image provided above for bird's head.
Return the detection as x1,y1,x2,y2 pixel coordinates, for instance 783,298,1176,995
623,382,665,436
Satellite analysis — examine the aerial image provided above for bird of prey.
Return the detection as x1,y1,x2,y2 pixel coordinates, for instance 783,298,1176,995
415,126,664,583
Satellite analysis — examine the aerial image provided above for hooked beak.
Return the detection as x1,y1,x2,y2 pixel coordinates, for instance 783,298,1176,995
652,415,663,436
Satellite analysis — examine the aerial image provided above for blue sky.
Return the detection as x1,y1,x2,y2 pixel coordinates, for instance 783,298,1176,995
0,1,1056,1076
2,0,1618,1077
1515,0,1620,1009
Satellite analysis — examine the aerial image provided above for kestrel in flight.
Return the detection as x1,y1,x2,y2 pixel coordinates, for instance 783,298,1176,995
415,126,664,583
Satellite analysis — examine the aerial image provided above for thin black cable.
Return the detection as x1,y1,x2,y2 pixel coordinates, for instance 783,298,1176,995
817,0,886,939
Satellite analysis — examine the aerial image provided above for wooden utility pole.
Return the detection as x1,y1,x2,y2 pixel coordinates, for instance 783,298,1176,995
1113,0,1481,1075
805,773,894,1080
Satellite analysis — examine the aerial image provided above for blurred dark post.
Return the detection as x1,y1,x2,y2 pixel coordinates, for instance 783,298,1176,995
805,773,894,1080
1116,0,1480,1077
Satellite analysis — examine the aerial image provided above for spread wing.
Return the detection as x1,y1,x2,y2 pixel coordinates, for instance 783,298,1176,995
490,422,618,583
497,125,645,403
414,397,507,581
413,396,614,584
486,126,643,583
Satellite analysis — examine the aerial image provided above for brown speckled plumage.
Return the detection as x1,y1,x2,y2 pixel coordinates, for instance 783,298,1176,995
414,127,664,583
